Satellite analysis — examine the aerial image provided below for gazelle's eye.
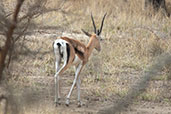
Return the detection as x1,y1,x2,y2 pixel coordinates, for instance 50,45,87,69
97,36,103,41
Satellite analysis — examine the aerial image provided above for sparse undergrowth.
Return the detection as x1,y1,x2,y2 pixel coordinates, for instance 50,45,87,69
1,0,171,113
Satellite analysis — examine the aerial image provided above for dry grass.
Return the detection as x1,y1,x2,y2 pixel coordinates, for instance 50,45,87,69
1,0,171,113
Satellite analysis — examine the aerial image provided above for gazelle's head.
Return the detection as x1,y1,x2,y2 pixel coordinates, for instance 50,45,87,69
82,13,107,52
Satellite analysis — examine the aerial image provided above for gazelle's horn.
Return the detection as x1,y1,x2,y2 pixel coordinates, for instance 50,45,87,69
91,13,97,34
98,13,107,35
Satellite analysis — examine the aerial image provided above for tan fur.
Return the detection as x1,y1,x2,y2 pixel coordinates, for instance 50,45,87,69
60,37,86,61
59,34,100,65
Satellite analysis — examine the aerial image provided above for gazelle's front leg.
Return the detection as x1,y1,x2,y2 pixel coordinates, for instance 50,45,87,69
66,63,83,106
76,75,81,107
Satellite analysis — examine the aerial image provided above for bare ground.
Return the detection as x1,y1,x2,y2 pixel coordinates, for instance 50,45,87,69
4,30,171,114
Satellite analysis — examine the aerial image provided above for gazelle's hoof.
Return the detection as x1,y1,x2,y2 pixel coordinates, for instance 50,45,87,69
65,99,70,107
77,101,82,107
55,102,61,107
55,103,58,107
55,99,61,107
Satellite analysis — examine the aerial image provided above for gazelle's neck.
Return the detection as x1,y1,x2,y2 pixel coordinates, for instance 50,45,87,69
86,37,96,58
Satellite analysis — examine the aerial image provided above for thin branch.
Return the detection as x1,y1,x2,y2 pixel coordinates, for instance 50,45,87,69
0,0,24,80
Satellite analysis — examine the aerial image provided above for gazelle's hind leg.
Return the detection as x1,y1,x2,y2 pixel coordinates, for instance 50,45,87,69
54,58,61,106
54,41,63,106
66,63,83,107
54,46,72,106
55,61,71,106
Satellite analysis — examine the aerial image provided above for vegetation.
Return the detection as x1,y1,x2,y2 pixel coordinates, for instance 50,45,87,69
0,0,171,113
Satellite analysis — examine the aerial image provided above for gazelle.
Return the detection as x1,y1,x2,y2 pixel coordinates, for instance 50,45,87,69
53,13,107,107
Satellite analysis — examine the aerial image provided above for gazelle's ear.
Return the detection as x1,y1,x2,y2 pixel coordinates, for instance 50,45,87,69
81,29,91,37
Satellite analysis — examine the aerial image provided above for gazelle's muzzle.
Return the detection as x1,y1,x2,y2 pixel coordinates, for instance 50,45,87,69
95,46,101,52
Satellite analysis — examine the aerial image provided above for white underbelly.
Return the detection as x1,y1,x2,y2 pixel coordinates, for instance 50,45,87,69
72,55,81,65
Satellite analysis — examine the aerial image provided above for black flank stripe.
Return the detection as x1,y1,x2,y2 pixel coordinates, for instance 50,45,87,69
66,43,70,64
74,48,84,57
